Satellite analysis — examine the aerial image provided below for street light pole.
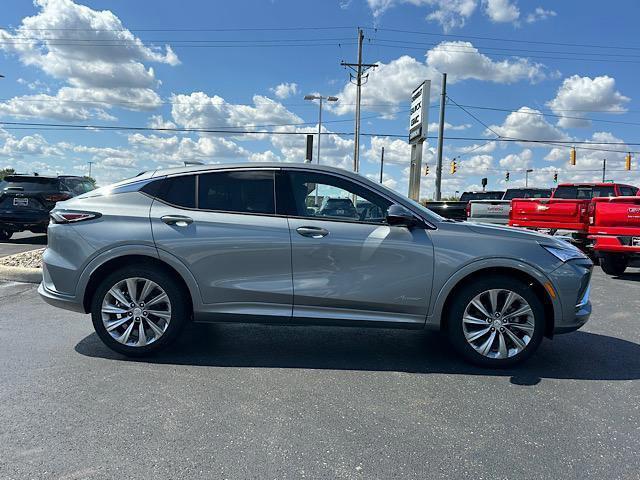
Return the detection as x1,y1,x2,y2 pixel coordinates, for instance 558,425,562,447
304,94,338,166
525,168,533,187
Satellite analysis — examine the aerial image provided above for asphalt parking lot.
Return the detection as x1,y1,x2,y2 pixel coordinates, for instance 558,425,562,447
0,231,46,258
0,267,639,479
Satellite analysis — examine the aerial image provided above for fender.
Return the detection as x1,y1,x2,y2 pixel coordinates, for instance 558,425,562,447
76,244,204,312
425,256,563,329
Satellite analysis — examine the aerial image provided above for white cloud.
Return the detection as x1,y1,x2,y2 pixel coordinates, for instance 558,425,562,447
498,148,532,169
367,0,478,30
170,93,303,138
546,75,630,128
428,121,472,131
427,41,546,83
544,131,629,169
483,0,520,23
489,106,569,143
456,141,497,154
0,132,63,158
0,0,179,120
525,7,557,23
147,115,177,131
270,82,298,99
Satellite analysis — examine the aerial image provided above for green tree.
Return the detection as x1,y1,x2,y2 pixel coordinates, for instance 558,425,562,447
0,168,15,181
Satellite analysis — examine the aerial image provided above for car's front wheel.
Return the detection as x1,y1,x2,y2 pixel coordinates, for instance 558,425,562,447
90,265,189,356
0,229,13,241
447,275,545,367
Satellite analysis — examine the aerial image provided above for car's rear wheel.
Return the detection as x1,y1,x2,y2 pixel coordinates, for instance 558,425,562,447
599,253,627,276
447,276,545,367
0,229,13,241
90,265,189,356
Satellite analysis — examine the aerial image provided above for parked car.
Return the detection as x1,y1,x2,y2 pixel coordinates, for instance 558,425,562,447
317,197,358,219
423,191,505,220
509,183,638,245
467,188,553,225
0,174,94,240
588,193,640,275
38,164,592,367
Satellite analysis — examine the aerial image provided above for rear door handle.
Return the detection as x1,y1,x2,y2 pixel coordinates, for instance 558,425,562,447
296,226,329,238
161,215,193,227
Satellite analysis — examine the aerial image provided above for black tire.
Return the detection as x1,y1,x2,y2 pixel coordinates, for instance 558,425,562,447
0,229,13,241
447,275,545,367
90,265,190,357
600,253,628,276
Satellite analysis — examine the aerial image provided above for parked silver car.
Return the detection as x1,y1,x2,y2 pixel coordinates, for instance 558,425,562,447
38,164,592,367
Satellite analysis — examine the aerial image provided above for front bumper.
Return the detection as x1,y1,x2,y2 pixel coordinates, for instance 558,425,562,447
37,281,86,314
549,259,593,335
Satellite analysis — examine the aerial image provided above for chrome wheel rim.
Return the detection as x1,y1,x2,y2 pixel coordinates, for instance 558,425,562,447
462,289,535,359
101,277,171,347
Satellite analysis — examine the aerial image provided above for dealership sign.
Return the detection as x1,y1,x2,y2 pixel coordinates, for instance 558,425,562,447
409,80,430,144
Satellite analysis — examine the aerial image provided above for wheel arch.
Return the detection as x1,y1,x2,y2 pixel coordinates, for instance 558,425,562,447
80,249,201,315
432,262,559,338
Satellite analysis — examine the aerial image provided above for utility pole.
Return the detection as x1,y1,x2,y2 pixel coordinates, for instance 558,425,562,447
602,158,607,182
379,146,385,183
434,73,447,201
304,95,338,167
87,161,94,178
341,28,377,173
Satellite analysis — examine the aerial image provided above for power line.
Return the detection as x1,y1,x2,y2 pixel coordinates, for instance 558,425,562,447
0,26,357,33
369,27,640,52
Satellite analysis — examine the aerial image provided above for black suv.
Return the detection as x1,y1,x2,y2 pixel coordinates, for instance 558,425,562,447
0,175,95,240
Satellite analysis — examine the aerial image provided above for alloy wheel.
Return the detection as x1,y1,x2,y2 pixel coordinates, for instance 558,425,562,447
462,289,535,359
101,277,172,347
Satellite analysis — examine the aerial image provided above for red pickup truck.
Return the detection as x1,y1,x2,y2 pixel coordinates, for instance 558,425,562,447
509,183,639,240
588,194,640,275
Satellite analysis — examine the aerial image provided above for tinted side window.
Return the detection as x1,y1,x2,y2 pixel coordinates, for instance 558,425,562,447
592,186,615,197
619,186,636,196
198,171,275,214
157,175,196,208
278,171,391,223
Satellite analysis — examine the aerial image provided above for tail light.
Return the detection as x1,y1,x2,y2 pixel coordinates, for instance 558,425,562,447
50,210,101,224
45,193,72,203
587,202,595,225
465,202,471,218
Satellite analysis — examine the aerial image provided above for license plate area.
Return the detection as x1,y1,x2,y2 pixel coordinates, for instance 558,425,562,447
13,198,29,207
632,237,640,247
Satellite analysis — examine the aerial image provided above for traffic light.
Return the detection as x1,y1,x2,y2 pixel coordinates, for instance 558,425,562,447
553,172,558,183
570,147,576,166
625,152,632,171
424,164,429,175
450,160,457,174
505,172,510,182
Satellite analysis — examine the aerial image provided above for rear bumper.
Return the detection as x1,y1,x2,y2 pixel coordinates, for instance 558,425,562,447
508,220,587,231
589,234,640,254
37,281,86,314
0,210,50,231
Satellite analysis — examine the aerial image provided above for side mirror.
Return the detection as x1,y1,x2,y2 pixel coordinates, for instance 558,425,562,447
386,204,417,227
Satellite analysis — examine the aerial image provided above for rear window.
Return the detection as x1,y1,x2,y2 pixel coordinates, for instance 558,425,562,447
503,189,552,200
619,186,638,196
0,176,62,192
460,191,504,201
155,175,196,208
554,186,615,199
198,170,275,214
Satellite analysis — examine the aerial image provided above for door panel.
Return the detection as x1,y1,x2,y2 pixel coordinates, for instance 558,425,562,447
288,218,433,324
151,202,293,317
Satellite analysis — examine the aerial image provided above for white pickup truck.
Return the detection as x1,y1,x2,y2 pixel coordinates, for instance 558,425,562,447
466,187,552,224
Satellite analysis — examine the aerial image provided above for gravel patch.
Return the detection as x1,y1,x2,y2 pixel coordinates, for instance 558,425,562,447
0,248,44,269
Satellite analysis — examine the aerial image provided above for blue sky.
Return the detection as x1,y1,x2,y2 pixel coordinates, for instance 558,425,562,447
1,0,640,197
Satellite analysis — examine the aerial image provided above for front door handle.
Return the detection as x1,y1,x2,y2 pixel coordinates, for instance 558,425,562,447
296,226,329,238
161,215,193,227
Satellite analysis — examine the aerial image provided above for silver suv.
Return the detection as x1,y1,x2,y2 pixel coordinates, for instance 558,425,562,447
38,164,592,367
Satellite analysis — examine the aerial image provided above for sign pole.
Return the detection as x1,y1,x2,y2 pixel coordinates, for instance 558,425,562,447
434,72,447,201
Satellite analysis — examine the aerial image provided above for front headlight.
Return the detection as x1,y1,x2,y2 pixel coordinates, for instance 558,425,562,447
541,243,587,262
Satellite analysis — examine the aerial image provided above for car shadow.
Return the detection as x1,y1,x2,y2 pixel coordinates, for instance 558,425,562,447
75,323,640,385
615,269,640,282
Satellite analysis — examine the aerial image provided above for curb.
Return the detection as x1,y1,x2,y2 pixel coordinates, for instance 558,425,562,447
0,265,42,284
